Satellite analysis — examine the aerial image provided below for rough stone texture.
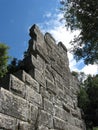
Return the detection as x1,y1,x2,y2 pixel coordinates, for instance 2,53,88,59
0,24,86,130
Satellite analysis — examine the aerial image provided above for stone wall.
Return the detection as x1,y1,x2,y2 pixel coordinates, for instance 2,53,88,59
0,24,85,130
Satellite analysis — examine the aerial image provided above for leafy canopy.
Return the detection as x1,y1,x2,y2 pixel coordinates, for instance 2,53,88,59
78,74,98,129
0,43,9,77
61,0,98,64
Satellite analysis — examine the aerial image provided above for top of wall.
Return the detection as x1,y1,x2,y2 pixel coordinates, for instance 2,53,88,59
26,24,70,77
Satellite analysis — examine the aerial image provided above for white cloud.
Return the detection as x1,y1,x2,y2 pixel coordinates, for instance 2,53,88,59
43,12,52,18
81,64,98,75
38,12,98,75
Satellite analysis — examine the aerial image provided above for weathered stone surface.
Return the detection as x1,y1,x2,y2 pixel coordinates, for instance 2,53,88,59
30,103,38,124
38,125,49,130
17,120,32,130
54,105,68,122
43,98,53,114
0,113,16,129
39,86,51,99
53,116,68,130
0,88,30,121
68,125,84,130
0,24,85,130
0,74,26,98
9,74,26,98
26,85,42,107
14,70,40,92
34,68,45,87
46,79,57,94
38,110,53,128
71,108,82,119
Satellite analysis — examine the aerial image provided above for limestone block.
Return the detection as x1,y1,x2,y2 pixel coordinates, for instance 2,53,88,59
54,105,68,122
0,88,30,121
62,102,70,113
29,35,49,63
26,85,42,107
38,125,49,130
53,116,68,130
74,118,85,129
53,97,63,108
57,88,64,100
0,74,25,98
45,65,55,83
71,108,81,119
68,125,84,130
39,86,51,99
0,113,16,129
22,55,36,71
38,110,53,128
56,80,64,91
34,68,45,87
43,98,53,114
24,54,45,71
58,42,67,57
44,33,56,47
25,72,39,92
17,120,32,130
9,74,26,98
46,80,57,94
36,55,45,71
29,24,45,45
14,70,40,92
30,103,38,124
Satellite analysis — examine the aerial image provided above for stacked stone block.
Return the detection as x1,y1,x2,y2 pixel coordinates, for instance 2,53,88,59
0,24,85,130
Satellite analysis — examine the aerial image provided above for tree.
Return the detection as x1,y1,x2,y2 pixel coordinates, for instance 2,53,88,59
7,58,22,74
60,0,98,64
78,74,98,129
0,43,9,78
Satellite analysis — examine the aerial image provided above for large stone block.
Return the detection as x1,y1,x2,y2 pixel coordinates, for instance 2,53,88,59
39,86,51,99
46,80,57,94
38,125,49,130
54,105,68,122
45,65,55,83
30,103,39,124
0,113,16,129
36,55,45,71
26,85,42,107
23,54,37,71
57,88,64,100
38,110,53,128
68,125,84,130
53,116,68,130
0,88,30,121
34,68,45,87
43,98,53,114
17,120,32,130
0,74,25,98
9,74,26,98
15,70,40,92
71,108,81,119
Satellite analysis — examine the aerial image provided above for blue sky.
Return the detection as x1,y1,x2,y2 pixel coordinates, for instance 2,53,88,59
0,0,59,58
0,0,98,75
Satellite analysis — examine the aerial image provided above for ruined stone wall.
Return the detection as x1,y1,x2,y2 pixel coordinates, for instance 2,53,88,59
0,25,85,130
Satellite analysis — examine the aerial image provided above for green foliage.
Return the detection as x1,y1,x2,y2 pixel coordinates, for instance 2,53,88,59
7,58,22,74
71,71,79,78
0,43,9,78
78,87,89,113
78,74,98,129
61,0,98,64
93,127,98,130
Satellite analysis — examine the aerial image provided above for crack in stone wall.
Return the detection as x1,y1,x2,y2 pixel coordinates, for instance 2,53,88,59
0,24,86,130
